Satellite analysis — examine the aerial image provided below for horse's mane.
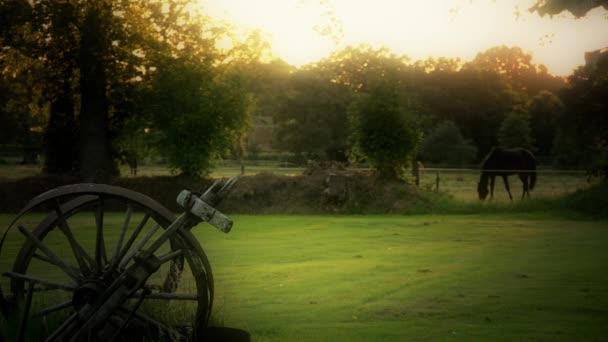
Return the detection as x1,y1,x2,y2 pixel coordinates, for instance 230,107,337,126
481,146,497,167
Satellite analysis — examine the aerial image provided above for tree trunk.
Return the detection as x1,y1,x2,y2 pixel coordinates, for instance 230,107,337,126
78,2,117,181
44,80,78,174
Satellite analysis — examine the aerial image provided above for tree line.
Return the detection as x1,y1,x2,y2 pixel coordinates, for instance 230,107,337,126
1,0,606,180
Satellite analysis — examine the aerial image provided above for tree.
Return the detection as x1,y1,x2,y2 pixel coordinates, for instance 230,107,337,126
0,0,232,180
421,121,477,165
465,45,564,100
498,112,535,150
530,0,608,17
144,57,250,176
315,44,411,93
350,77,422,179
552,48,608,177
414,66,518,158
527,90,564,157
274,68,351,161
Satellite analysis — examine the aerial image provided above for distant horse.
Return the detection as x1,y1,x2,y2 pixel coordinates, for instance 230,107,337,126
477,147,537,200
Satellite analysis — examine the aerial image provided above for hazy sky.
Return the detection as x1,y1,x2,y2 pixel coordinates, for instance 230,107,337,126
201,0,608,76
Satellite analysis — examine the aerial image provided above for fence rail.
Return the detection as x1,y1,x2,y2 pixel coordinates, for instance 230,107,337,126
415,167,594,200
423,167,587,174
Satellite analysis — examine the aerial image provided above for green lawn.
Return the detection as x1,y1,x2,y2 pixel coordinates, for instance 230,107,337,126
3,213,606,341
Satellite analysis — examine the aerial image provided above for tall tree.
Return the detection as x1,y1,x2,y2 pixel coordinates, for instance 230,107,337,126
350,76,422,179
465,45,564,100
527,90,564,158
315,44,412,93
274,68,351,161
421,121,477,165
553,48,608,176
498,112,535,151
1,0,234,180
414,66,518,158
144,57,251,176
530,0,608,17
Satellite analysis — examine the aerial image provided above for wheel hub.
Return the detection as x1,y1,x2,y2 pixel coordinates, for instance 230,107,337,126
72,278,107,311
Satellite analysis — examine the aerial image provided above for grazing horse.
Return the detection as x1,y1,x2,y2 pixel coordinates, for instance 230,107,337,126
477,147,537,200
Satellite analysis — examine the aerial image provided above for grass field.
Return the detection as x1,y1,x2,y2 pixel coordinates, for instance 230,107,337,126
419,168,593,202
1,213,607,341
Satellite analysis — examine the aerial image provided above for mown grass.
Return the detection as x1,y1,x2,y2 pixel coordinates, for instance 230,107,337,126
2,213,606,341
195,214,608,341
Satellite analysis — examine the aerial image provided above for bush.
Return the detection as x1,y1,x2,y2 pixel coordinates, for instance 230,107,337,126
557,183,608,219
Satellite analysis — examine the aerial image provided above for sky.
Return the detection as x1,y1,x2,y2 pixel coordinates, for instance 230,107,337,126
200,0,608,76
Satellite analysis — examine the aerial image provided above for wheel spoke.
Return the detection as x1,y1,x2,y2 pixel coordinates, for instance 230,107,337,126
110,288,150,341
16,281,35,341
118,213,151,263
119,223,161,269
18,225,81,281
129,291,197,301
44,312,78,342
157,249,183,264
107,204,133,274
35,300,72,317
3,271,75,291
95,197,107,272
54,200,94,275
32,252,54,264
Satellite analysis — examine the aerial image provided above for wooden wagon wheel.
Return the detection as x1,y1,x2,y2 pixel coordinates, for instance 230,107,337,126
0,184,223,341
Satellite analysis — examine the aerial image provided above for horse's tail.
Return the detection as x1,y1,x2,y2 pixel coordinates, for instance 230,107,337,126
530,168,537,191
528,150,537,191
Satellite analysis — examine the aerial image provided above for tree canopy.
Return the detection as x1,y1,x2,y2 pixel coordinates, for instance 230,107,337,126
0,0,253,179
421,121,477,165
498,112,535,151
530,0,608,17
349,76,422,179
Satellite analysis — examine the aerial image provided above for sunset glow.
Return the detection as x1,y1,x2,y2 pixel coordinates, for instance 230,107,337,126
201,0,608,75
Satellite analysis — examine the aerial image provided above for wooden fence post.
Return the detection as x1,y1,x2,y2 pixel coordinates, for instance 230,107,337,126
435,171,440,192
413,160,420,187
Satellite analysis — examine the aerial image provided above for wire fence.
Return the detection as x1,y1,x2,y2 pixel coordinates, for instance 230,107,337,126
417,167,592,201
0,159,595,202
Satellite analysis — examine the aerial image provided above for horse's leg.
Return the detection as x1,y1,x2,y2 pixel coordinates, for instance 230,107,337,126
502,175,513,201
490,175,496,199
519,173,529,200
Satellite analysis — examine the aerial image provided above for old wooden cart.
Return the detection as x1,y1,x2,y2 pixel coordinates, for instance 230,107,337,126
0,178,237,341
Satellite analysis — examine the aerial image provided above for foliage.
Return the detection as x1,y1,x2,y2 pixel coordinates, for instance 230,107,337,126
558,183,608,218
349,77,422,179
529,0,608,17
0,0,248,180
465,45,564,100
498,112,535,150
421,121,477,165
315,44,411,93
144,58,251,176
274,68,351,161
552,49,608,176
414,66,517,157
527,90,564,157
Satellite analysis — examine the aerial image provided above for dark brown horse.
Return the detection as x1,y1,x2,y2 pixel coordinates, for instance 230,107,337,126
477,147,537,200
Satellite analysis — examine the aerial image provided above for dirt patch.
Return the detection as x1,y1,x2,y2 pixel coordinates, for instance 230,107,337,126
220,171,433,214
